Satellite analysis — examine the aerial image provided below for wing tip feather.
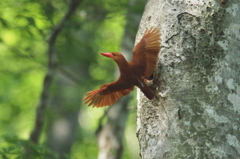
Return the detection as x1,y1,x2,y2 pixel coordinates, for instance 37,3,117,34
83,85,134,108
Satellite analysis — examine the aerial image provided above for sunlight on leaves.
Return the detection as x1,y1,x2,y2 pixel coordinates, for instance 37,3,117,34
2,31,17,45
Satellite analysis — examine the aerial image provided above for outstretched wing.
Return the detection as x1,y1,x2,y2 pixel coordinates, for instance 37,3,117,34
83,79,134,107
131,27,161,78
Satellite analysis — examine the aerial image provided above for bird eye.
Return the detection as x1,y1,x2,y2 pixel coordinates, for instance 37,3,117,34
112,53,116,56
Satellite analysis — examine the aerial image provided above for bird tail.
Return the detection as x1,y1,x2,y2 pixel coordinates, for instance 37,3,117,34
136,78,154,100
139,85,155,100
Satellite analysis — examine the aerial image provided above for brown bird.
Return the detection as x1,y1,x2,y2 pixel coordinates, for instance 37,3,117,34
83,27,161,107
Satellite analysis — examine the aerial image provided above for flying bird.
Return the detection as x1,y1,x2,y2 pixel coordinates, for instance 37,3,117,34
83,27,161,107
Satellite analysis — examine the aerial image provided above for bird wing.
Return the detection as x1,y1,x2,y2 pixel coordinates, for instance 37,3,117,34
83,79,134,107
131,27,161,78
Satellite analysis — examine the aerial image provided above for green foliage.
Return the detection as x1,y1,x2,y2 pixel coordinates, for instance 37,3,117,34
0,0,48,140
0,134,59,159
0,0,144,158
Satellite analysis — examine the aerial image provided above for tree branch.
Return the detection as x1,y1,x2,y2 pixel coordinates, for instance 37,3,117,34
29,0,81,144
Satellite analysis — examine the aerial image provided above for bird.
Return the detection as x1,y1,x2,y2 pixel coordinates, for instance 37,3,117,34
83,27,161,107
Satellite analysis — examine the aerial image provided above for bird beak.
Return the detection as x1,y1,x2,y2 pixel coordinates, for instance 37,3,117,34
100,53,113,58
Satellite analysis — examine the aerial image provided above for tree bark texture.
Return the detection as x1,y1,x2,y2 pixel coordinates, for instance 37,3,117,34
136,0,240,158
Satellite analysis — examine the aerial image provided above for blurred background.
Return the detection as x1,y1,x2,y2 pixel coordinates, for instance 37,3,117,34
0,0,146,158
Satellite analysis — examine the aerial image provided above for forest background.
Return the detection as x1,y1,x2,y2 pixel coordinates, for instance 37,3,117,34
0,0,146,158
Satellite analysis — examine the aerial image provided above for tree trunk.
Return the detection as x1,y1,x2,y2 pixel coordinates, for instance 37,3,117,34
27,1,80,158
136,0,240,158
96,96,131,159
45,71,80,159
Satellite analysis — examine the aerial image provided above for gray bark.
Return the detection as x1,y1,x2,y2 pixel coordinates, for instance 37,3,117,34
136,0,240,158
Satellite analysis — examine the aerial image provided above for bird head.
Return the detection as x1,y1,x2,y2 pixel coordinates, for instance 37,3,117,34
100,52,125,63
